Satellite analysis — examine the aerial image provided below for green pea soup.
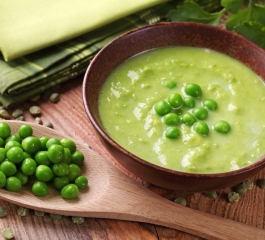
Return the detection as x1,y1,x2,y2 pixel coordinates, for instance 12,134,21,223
98,47,265,174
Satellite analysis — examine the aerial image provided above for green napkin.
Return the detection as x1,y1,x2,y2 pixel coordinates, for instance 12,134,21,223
0,0,166,61
0,2,175,108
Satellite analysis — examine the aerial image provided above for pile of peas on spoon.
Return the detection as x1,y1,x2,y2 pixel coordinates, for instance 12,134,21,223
154,82,231,139
0,122,88,200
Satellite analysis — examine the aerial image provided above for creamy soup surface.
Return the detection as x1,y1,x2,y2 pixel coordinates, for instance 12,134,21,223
99,47,265,174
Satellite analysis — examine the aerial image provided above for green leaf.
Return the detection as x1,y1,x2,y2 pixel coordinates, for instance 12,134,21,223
221,0,244,13
166,0,224,26
234,21,265,49
226,4,265,30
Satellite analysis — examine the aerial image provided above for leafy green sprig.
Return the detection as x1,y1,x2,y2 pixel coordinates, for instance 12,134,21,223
167,0,265,49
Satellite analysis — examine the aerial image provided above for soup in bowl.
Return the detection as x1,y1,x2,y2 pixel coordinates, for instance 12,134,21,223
82,22,265,191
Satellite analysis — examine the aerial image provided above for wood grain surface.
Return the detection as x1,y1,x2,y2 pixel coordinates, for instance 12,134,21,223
1,76,265,240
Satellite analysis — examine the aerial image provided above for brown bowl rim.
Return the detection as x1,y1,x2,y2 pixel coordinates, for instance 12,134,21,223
82,21,265,179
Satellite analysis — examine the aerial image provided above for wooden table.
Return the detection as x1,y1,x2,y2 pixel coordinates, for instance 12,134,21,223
1,75,265,240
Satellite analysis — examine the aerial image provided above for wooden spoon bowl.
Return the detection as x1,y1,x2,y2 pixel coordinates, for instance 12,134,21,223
0,120,264,239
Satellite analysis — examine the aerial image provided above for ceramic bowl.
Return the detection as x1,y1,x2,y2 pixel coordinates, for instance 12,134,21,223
82,22,265,191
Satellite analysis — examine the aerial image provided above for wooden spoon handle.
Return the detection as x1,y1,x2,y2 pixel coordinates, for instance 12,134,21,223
88,164,265,240
95,191,265,240
129,195,265,240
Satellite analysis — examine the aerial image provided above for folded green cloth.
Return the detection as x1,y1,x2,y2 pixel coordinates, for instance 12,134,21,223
0,2,175,108
0,0,221,109
0,0,166,61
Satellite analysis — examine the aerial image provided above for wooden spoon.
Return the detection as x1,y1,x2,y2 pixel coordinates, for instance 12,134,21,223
1,120,264,239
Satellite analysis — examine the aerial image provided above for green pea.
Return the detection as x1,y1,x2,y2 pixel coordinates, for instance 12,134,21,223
46,138,61,149
63,148,72,164
53,176,69,190
192,107,208,120
5,134,22,144
235,183,247,196
35,165,54,182
214,120,231,134
0,161,17,177
202,99,217,110
243,179,254,190
75,176,88,190
47,144,65,163
205,191,217,199
21,158,37,175
35,151,51,166
34,210,45,216
193,121,209,136
49,213,62,220
166,81,176,89
154,101,172,116
61,184,79,199
52,163,69,177
39,136,49,150
5,176,22,192
0,206,7,217
165,126,181,139
12,109,24,118
23,151,31,159
181,112,196,126
164,113,180,126
2,228,14,239
0,138,4,148
71,151,84,166
168,93,183,108
0,148,6,164
6,147,24,164
17,206,29,217
67,164,81,182
0,171,6,188
32,181,48,197
174,197,186,206
0,122,11,139
18,124,33,139
60,138,76,153
5,140,21,151
183,96,195,108
72,216,84,225
228,192,239,202
184,83,202,98
44,122,53,129
22,136,41,154
14,170,29,185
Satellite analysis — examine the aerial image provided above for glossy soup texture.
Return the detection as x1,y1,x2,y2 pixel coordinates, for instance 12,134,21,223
98,47,265,174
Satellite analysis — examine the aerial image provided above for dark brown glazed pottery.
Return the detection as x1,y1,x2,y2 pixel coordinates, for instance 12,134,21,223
82,22,265,191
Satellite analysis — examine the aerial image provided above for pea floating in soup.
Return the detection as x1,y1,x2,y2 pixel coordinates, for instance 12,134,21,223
98,47,265,174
